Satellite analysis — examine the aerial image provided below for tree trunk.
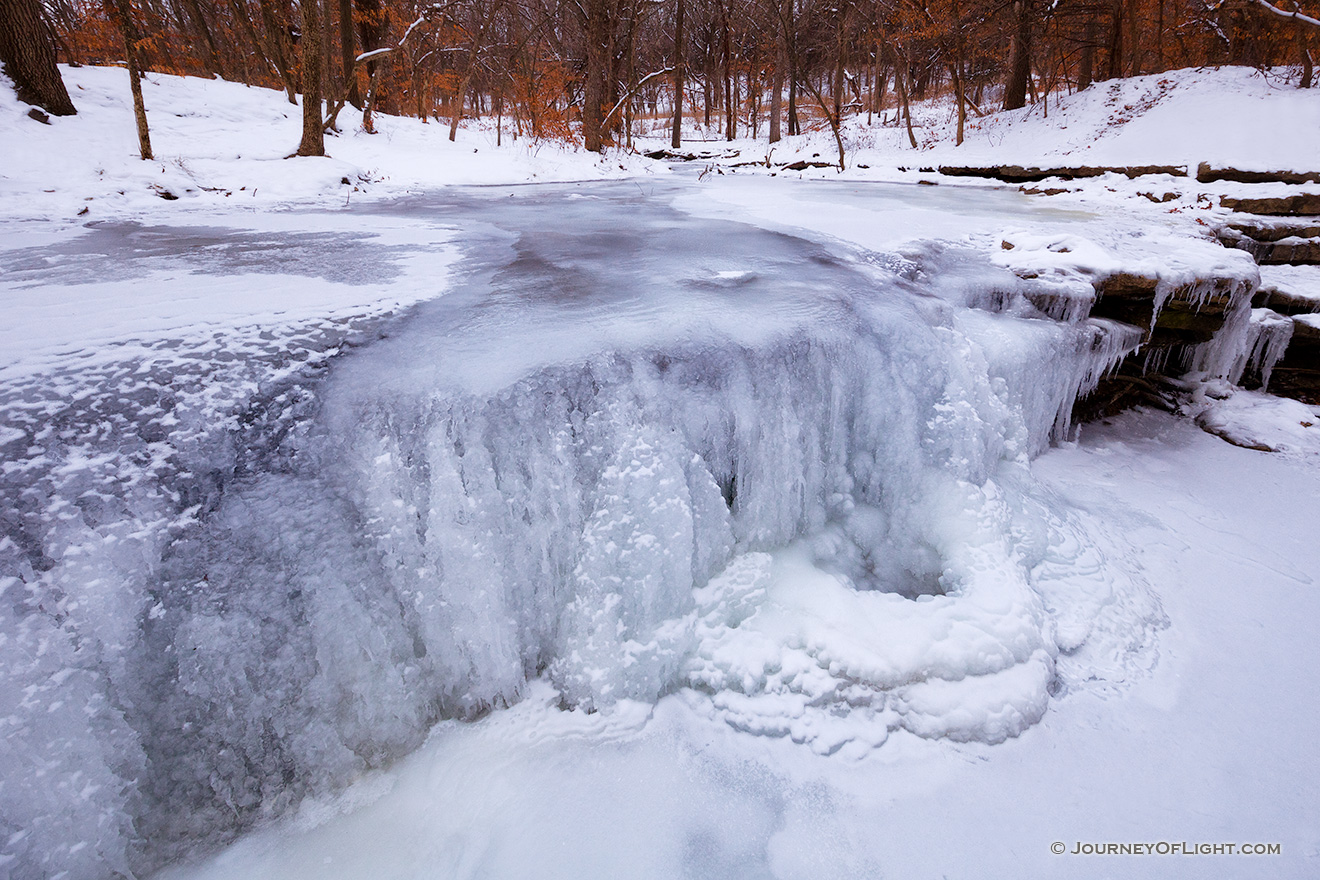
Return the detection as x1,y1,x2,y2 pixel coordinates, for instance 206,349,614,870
1300,17,1314,89
1155,0,1164,70
795,18,846,170
624,15,635,148
356,0,392,116
106,0,151,158
873,56,887,116
582,0,607,151
952,0,967,145
340,0,360,107
896,44,917,149
322,0,355,129
322,0,337,108
720,0,734,141
768,55,782,143
954,63,966,144
787,76,798,135
0,0,77,114
671,0,684,147
785,0,798,135
832,42,843,122
450,0,500,141
1077,17,1096,90
1003,0,1031,110
866,49,874,123
623,32,633,148
296,0,325,155
362,62,378,132
702,71,710,127
748,64,758,138
356,0,387,129
1105,0,1124,80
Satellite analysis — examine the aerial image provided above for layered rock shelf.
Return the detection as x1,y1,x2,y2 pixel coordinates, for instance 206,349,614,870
1219,193,1320,216
937,164,1187,183
1219,216,1320,266
1196,163,1320,186
1202,171,1320,402
1271,316,1320,403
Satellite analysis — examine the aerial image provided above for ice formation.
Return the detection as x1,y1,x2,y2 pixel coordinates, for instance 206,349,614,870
1233,308,1295,390
0,189,1231,878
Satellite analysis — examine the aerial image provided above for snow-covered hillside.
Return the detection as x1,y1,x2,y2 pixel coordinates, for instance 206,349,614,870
640,66,1320,177
0,65,664,223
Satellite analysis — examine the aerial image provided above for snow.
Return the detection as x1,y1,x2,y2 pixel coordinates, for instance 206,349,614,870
2,62,1318,880
1259,265,1320,310
0,65,665,224
1198,389,1320,453
641,66,1320,179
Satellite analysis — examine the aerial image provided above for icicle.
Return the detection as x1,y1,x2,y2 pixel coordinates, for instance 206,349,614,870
1231,309,1295,390
1178,278,1256,379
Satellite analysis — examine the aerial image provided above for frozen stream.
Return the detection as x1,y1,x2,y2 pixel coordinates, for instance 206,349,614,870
2,178,1311,879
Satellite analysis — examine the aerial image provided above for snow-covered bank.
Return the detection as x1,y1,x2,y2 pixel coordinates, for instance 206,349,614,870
4,65,1317,225
640,66,1320,179
0,65,664,223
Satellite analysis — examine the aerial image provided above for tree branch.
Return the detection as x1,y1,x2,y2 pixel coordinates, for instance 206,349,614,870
601,65,673,127
1213,0,1320,28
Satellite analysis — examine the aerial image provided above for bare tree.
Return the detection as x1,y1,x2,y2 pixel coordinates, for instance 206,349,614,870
671,0,684,146
1003,0,1032,108
581,0,609,150
449,0,504,141
106,0,152,158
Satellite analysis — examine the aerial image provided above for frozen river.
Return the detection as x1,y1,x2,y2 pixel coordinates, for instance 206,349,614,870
1,177,1316,879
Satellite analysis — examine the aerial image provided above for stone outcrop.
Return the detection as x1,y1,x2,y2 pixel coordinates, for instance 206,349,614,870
1219,193,1320,216
1253,282,1320,315
1204,169,1320,402
938,164,1187,183
1220,218,1320,265
1090,272,1243,347
1197,163,1320,186
1269,317,1320,404
1222,216,1320,244
1070,268,1254,422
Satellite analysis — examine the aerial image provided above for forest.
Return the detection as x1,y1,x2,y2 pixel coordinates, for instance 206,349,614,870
4,0,1317,159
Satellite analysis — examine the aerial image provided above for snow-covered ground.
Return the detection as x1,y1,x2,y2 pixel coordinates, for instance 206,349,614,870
639,65,1320,176
4,64,1318,225
0,65,663,224
2,64,1319,880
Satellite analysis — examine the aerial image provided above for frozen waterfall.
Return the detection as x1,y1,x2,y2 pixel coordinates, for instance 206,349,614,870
0,183,1184,878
